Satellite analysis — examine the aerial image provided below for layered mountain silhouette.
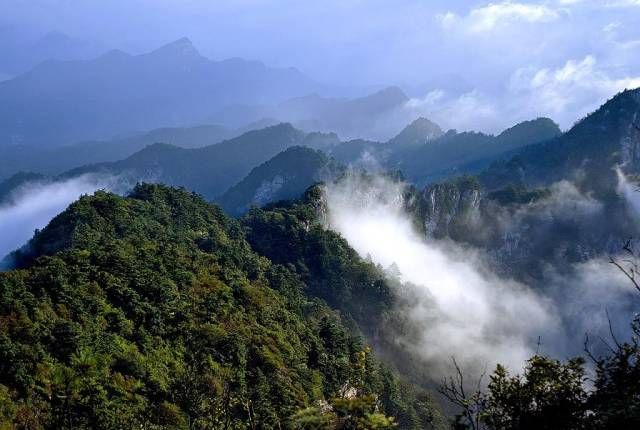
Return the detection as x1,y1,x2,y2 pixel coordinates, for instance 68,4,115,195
327,117,561,185
0,28,104,78
0,123,234,181
64,123,307,199
208,86,411,141
0,113,564,213
0,37,320,147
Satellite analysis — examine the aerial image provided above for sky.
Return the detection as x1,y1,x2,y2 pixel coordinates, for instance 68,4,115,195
2,0,640,131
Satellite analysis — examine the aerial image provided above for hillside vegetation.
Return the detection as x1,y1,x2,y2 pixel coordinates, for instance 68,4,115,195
0,184,438,429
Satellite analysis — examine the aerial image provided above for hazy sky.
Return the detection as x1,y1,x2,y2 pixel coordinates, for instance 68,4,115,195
2,0,640,130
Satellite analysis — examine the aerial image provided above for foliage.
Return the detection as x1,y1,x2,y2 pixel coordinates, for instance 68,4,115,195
241,188,394,332
441,328,640,429
0,184,429,429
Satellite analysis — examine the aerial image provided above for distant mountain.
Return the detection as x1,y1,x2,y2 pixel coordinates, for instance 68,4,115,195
387,117,444,146
66,123,307,199
209,86,411,141
0,28,104,79
0,172,50,204
323,116,561,185
393,117,562,185
0,37,320,147
481,89,640,192
0,123,234,181
218,146,343,215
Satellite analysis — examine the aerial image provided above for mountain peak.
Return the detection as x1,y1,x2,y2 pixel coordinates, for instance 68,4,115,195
147,37,200,57
365,86,409,105
389,117,444,146
496,117,561,143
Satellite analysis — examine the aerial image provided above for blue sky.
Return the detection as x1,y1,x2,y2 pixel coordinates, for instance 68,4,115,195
2,0,640,131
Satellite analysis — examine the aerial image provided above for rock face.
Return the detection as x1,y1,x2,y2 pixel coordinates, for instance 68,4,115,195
620,114,640,169
420,178,481,238
409,176,639,281
252,175,286,206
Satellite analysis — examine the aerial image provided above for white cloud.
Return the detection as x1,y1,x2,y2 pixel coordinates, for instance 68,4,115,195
323,173,639,376
400,54,640,134
323,174,558,374
440,1,563,33
405,90,503,133
509,55,640,121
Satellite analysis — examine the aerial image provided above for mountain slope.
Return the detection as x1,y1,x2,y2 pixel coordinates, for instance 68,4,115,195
390,117,561,185
481,89,640,192
0,183,438,428
218,146,343,215
0,124,235,181
0,37,319,147
66,123,307,199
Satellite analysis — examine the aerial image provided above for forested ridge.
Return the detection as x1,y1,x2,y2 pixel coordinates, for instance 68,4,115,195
0,184,438,429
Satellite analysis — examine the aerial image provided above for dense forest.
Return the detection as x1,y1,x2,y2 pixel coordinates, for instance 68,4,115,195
0,184,439,429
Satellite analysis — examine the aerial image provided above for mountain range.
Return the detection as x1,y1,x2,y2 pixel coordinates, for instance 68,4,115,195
0,112,563,211
0,37,320,147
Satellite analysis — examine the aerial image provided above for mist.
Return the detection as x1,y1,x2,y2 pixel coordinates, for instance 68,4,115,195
323,173,638,377
0,175,124,262
323,174,558,374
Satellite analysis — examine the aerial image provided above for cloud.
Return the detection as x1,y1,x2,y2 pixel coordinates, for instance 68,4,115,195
323,173,638,377
404,89,503,133
509,55,640,121
401,54,640,133
439,1,563,33
323,174,559,374
0,175,124,262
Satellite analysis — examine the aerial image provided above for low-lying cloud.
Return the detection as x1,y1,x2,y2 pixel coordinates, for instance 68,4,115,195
323,174,558,374
323,173,638,377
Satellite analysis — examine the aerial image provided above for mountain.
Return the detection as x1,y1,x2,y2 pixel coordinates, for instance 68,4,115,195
218,146,343,215
65,123,307,199
0,37,320,147
387,117,444,147
0,123,235,181
394,90,640,280
481,89,640,193
0,28,104,79
209,86,411,141
0,171,50,204
0,183,438,428
324,117,560,185
389,117,561,185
